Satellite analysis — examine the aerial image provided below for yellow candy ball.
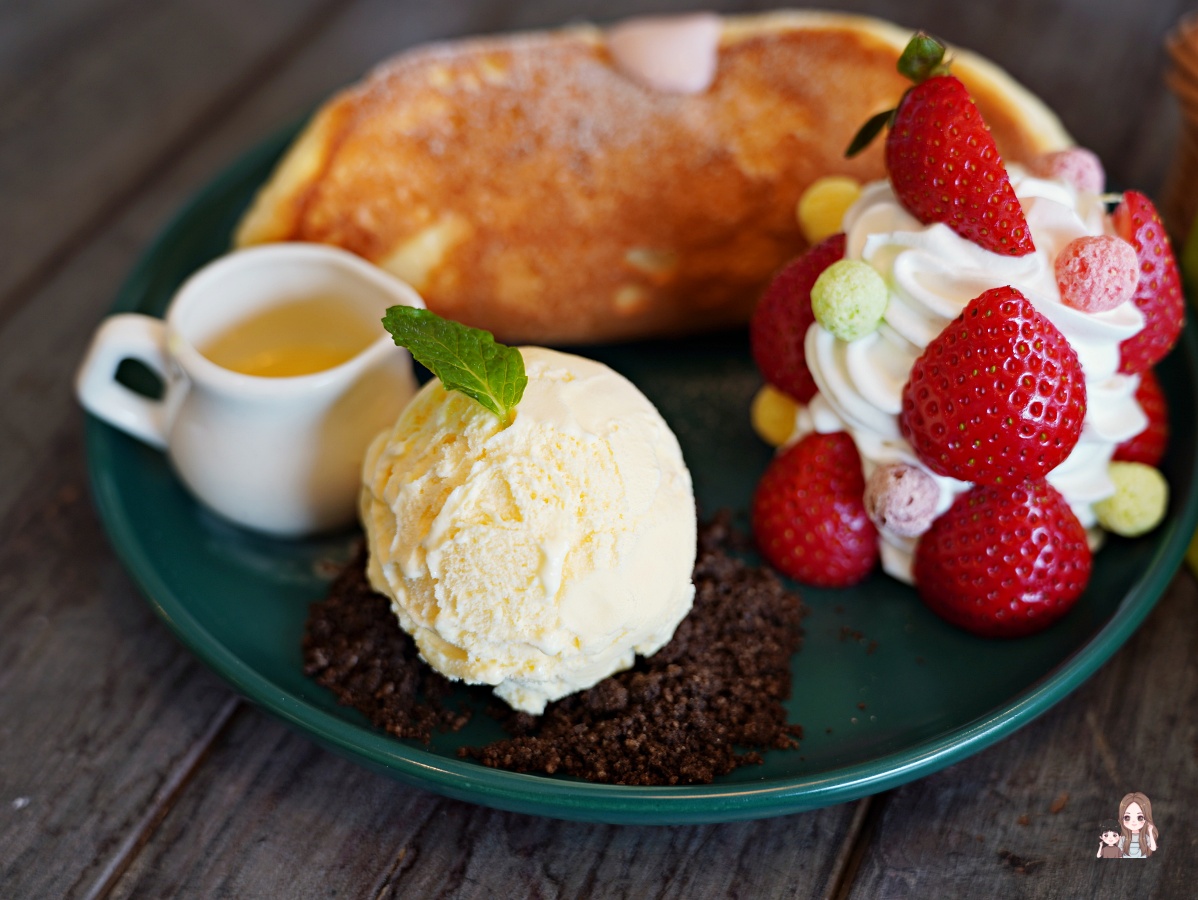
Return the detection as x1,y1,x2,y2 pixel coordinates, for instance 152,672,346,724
1186,529,1198,577
750,384,799,447
797,176,862,243
1094,461,1168,537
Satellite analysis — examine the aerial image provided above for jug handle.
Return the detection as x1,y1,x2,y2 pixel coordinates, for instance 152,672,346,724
75,313,177,449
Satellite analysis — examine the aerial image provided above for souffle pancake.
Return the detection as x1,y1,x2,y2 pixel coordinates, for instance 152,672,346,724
234,11,1071,344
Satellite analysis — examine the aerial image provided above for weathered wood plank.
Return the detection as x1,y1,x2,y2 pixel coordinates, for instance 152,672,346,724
0,2,380,896
0,427,244,898
103,708,866,899
1,2,795,897
840,573,1198,898
2,0,1196,897
25,3,862,896
0,0,341,317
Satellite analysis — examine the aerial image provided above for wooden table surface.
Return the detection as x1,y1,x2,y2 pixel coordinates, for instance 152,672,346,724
4,1,1197,897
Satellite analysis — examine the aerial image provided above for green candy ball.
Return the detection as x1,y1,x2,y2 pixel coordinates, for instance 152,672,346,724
810,259,888,341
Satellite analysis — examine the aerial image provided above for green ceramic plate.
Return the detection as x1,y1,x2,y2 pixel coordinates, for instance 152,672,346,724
84,127,1198,825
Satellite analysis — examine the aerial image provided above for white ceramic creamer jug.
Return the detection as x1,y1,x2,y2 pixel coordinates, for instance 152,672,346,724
76,243,424,537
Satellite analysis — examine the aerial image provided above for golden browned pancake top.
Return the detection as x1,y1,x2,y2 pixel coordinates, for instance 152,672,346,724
236,12,1071,344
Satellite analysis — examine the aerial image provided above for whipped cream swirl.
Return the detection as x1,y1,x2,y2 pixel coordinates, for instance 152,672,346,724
793,170,1148,583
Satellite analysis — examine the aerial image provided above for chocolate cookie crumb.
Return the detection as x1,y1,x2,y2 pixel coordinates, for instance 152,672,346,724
303,515,806,785
303,551,470,742
466,517,806,784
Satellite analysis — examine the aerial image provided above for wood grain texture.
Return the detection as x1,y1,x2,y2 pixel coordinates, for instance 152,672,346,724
0,426,241,898
2,0,1196,897
840,573,1198,899
0,2,412,895
104,710,865,899
0,0,342,320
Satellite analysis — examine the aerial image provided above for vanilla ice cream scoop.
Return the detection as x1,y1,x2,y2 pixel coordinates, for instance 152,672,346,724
360,346,696,714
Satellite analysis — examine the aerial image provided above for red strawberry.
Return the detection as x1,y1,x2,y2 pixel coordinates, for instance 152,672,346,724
914,480,1092,638
750,234,845,403
1112,191,1185,374
752,431,877,587
846,32,1033,256
886,75,1033,256
1114,368,1169,466
900,286,1087,485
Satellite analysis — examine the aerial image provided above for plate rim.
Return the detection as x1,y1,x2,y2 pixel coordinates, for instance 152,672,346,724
83,124,1198,825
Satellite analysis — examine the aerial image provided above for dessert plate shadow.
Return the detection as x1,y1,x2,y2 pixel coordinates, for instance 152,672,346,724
84,126,1198,825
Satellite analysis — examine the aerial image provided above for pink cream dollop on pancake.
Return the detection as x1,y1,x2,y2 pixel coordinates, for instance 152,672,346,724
607,13,722,94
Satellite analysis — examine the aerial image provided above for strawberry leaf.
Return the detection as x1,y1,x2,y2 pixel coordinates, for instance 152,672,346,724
845,108,894,158
382,306,526,422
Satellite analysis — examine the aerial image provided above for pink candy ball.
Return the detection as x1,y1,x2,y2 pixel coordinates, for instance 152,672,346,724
1054,235,1140,313
863,463,939,537
1029,148,1106,194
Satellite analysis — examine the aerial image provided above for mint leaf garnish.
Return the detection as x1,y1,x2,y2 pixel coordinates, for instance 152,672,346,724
382,306,526,422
